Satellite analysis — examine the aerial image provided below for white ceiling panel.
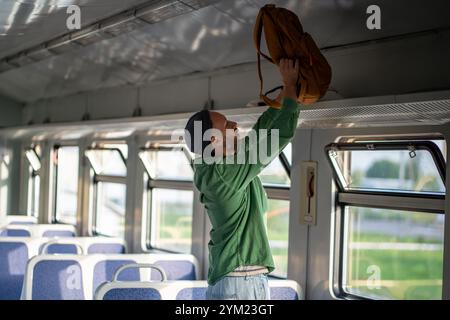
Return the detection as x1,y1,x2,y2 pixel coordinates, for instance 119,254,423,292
0,0,150,56
0,0,449,103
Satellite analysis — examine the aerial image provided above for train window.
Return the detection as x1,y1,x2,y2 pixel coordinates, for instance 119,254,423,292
433,139,447,161
283,143,292,165
266,198,290,278
343,206,444,300
326,141,446,195
260,143,292,277
95,182,127,238
25,147,41,217
327,138,446,300
86,144,128,238
0,153,8,214
85,148,126,177
140,145,194,253
53,146,79,225
149,188,193,253
259,143,291,187
25,148,41,172
139,148,193,181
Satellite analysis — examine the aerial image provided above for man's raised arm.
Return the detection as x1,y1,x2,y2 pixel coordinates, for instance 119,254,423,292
215,59,303,190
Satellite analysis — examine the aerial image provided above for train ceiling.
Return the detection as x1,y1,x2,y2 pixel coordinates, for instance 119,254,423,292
0,0,449,103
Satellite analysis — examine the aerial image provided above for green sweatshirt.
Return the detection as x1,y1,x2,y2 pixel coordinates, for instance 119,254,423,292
193,97,301,285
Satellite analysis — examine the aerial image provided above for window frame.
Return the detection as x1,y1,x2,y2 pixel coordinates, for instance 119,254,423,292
139,145,193,182
259,146,292,188
0,154,9,215
140,145,195,253
326,138,447,300
86,145,128,237
326,141,446,196
51,144,80,225
85,146,127,177
25,146,41,217
92,180,127,238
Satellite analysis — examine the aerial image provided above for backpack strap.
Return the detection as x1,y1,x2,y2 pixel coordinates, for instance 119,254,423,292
253,6,281,109
253,7,274,63
265,85,283,96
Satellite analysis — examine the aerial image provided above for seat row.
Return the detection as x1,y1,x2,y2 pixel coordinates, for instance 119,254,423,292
96,277,303,300
0,223,76,237
0,215,38,227
21,253,199,300
1,237,302,300
0,236,126,299
19,254,300,300
0,217,303,300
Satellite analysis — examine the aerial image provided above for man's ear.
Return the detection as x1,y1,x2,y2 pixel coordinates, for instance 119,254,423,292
210,136,216,143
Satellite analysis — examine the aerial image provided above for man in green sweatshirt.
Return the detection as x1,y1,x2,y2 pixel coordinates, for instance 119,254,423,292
184,59,302,300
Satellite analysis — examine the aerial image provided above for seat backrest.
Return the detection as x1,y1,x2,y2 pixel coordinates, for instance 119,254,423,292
2,215,37,226
96,280,208,300
95,279,303,300
0,224,76,238
22,253,200,300
0,237,47,300
150,259,197,280
39,237,127,255
0,228,31,237
268,279,303,300
31,259,85,300
91,254,198,296
92,259,140,297
87,242,126,254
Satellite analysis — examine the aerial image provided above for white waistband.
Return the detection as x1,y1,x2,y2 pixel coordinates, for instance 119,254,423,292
227,265,269,277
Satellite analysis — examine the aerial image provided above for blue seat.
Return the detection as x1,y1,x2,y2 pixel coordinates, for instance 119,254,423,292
270,285,300,300
96,279,303,300
92,260,140,296
103,287,162,300
42,230,75,237
176,287,207,300
22,253,200,300
0,215,37,227
0,242,29,299
150,260,196,280
38,237,126,255
0,237,126,300
87,243,126,254
0,229,31,237
8,222,36,225
96,280,207,300
0,237,46,300
0,224,76,238
31,260,85,300
40,243,80,254
268,280,303,300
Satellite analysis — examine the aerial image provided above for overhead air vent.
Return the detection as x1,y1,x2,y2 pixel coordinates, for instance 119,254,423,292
47,34,83,55
100,10,149,37
136,0,194,24
71,23,109,46
299,99,450,128
181,0,218,9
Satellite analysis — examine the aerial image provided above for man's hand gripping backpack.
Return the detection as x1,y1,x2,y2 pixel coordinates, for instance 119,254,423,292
254,4,332,107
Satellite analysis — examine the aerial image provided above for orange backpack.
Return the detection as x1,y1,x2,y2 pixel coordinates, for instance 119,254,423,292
253,4,332,107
